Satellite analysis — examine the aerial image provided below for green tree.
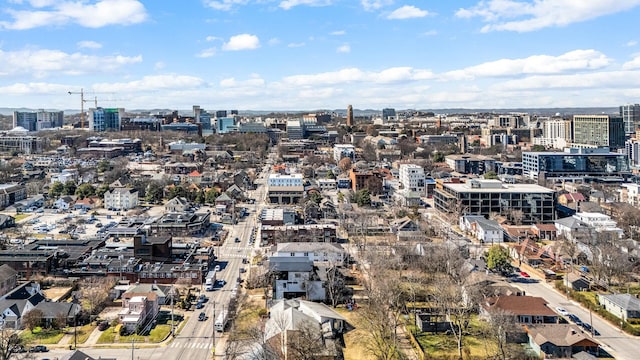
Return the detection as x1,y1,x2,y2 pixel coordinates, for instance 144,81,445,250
531,145,546,152
486,245,512,273
167,185,187,200
483,171,498,179
145,181,164,204
63,180,77,196
205,188,220,204
325,170,336,179
337,191,344,203
433,151,445,163
95,184,110,198
48,181,64,198
353,189,371,207
75,183,96,199
308,191,322,205
195,190,205,204
97,159,111,173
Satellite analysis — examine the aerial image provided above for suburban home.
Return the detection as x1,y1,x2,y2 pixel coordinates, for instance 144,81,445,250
532,223,558,241
54,196,75,210
525,324,599,359
558,192,586,210
33,301,81,327
390,217,422,241
74,197,98,210
264,299,350,360
0,282,46,328
0,265,18,297
0,214,15,230
119,293,159,333
415,309,454,333
598,293,640,321
481,295,558,324
269,257,325,301
122,283,173,305
459,215,504,244
271,242,348,267
165,197,190,213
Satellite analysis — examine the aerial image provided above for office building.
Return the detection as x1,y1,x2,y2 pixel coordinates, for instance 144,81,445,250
434,179,556,224
533,118,571,149
620,104,640,136
399,164,425,194
87,107,124,132
522,147,630,181
572,115,624,150
216,110,227,118
346,105,353,126
445,155,496,175
267,174,304,204
382,108,396,120
0,128,44,154
286,119,304,140
193,105,212,132
13,110,64,132
333,144,356,162
216,117,236,134
626,137,640,167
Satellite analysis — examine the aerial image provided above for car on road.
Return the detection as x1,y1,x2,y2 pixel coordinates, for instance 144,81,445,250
217,279,226,286
29,345,48,353
555,307,569,316
198,312,207,321
519,271,530,278
198,294,207,302
580,322,599,335
195,301,204,309
234,237,241,243
214,265,221,272
567,314,583,326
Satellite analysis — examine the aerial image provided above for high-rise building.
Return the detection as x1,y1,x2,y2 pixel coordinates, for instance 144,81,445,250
13,110,64,132
620,104,640,136
216,117,236,134
87,108,124,132
216,110,228,118
346,105,353,126
382,108,396,120
399,164,425,194
572,115,625,150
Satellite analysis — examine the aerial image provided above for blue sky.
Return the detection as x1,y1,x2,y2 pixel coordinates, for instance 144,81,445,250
1,0,640,111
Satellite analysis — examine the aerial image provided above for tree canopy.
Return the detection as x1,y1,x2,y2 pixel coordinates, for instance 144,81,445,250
486,245,512,273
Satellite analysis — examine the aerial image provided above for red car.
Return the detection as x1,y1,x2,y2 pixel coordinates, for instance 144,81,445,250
520,271,530,278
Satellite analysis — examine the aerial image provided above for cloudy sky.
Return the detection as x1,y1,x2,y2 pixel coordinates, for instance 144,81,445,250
1,0,640,111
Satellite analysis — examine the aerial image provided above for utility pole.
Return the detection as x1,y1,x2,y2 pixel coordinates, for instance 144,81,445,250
171,284,175,336
131,337,135,360
212,301,216,355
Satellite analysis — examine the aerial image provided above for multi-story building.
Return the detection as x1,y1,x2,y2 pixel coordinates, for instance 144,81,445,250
382,108,396,120
104,187,138,211
627,136,640,167
346,105,354,126
87,107,124,132
533,118,571,149
399,164,425,194
333,144,356,163
267,174,304,204
620,104,640,136
0,129,44,154
434,179,556,224
0,183,27,209
349,168,383,194
216,116,235,134
13,110,64,132
572,115,625,150
445,154,496,175
417,134,459,146
286,119,304,140
522,147,630,181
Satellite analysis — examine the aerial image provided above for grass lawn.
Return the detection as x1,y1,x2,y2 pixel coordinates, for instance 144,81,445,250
97,328,116,344
68,324,96,344
97,324,171,343
20,328,65,345
14,214,30,222
335,307,371,360
147,325,171,342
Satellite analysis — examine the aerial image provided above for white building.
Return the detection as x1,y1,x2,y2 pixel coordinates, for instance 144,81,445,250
399,164,425,194
333,144,356,163
532,118,570,149
104,187,138,211
573,212,623,238
267,173,303,187
271,242,348,266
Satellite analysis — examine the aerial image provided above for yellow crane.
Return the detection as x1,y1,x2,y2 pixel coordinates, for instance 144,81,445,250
68,89,114,129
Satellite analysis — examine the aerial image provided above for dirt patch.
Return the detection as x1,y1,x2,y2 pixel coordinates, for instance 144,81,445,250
42,287,72,302
335,306,371,360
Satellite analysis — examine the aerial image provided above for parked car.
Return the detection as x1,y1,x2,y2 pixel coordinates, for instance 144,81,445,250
214,265,221,272
198,312,207,321
195,301,204,309
234,237,240,243
568,314,583,326
555,307,569,316
98,321,109,331
29,345,48,353
198,294,207,302
519,271,530,278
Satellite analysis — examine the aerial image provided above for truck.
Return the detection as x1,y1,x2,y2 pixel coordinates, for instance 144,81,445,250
214,310,228,332
205,270,217,291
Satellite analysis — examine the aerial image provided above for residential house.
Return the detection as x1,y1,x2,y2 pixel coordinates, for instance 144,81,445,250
525,324,599,359
122,283,173,305
459,215,504,244
33,301,81,327
390,217,422,241
271,242,348,266
532,223,558,241
119,294,159,333
74,197,98,210
165,197,190,213
104,187,138,211
264,299,349,360
558,192,586,210
0,214,15,230
269,257,325,301
0,282,45,328
0,265,18,297
598,293,640,321
554,216,594,242
481,295,558,324
54,196,75,210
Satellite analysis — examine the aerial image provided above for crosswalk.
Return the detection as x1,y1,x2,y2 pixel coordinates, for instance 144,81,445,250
170,341,212,349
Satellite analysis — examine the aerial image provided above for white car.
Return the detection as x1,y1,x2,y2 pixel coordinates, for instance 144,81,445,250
555,307,569,316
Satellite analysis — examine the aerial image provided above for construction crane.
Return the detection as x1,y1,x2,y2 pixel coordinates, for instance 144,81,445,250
68,89,115,129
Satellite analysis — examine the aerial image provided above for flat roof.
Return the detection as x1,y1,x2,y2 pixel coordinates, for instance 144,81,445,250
443,182,555,194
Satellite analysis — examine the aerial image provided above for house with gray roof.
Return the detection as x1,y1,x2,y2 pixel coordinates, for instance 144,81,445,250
460,215,504,244
269,257,324,301
271,242,347,266
0,264,17,297
0,282,45,328
33,301,81,327
598,293,640,321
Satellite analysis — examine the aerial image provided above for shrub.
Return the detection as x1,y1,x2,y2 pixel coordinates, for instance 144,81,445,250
32,326,42,334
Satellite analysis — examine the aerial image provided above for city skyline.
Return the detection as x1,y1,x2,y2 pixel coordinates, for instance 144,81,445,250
0,0,640,111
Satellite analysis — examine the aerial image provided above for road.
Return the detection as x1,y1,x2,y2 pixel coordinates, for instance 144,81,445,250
514,277,639,360
25,164,272,360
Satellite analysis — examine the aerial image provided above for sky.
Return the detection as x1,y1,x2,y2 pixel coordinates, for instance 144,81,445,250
1,0,640,111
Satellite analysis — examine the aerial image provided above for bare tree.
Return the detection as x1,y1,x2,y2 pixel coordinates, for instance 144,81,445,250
483,308,519,360
0,327,23,360
325,263,347,308
80,277,113,323
21,309,43,331
287,321,328,360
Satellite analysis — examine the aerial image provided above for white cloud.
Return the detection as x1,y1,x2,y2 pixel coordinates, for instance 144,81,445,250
197,47,217,58
442,49,611,80
282,66,434,86
205,0,249,11
626,40,638,47
77,40,102,49
219,75,265,88
456,0,640,32
222,34,260,51
495,70,640,91
387,5,429,20
623,55,640,70
268,38,281,46
361,0,393,11
330,30,345,36
279,0,332,10
205,36,221,42
336,44,351,53
0,81,68,95
288,42,305,48
0,0,148,30
92,74,205,93
154,61,165,70
0,48,142,78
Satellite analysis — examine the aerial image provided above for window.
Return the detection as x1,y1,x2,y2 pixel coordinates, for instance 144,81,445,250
290,252,295,257
303,252,309,257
